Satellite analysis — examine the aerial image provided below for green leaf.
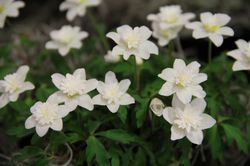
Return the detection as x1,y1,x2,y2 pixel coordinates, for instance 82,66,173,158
86,136,110,166
222,124,248,153
208,125,223,160
134,96,150,128
66,133,83,144
117,106,127,124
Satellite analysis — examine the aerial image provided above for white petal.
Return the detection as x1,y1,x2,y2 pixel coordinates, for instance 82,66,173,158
117,25,132,34
200,12,213,23
170,126,186,140
47,91,67,104
190,85,206,98
0,94,10,109
185,22,202,30
9,93,19,102
59,47,70,56
105,71,118,84
45,41,58,49
107,103,120,113
158,68,176,82
187,61,201,73
106,32,120,44
66,9,79,21
176,89,192,104
119,94,135,105
215,14,231,26
193,30,208,39
209,34,223,47
172,94,185,110
25,116,36,129
58,105,72,117
119,79,131,93
73,68,86,80
112,46,125,57
51,73,65,89
92,94,106,105
199,114,216,130
78,95,94,111
22,82,35,91
16,65,29,81
51,119,63,131
84,79,98,93
219,27,234,36
162,107,175,124
36,125,49,137
65,100,78,111
173,59,186,71
139,26,152,40
141,41,159,55
232,61,250,71
30,102,43,113
193,73,208,84
190,98,207,113
235,39,248,51
159,82,175,96
186,130,203,145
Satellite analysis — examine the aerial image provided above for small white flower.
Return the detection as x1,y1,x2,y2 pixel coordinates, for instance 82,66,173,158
45,25,88,56
106,25,159,60
227,39,250,71
25,98,70,137
59,0,101,21
0,65,35,109
147,5,195,29
158,59,207,104
104,51,121,63
163,96,216,145
0,0,25,28
186,12,234,47
50,68,98,113
93,71,135,113
150,98,165,117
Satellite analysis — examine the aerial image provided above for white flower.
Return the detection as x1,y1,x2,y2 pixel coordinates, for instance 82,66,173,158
0,65,35,109
106,25,159,60
163,96,216,145
227,39,250,71
186,12,234,47
147,5,195,29
93,71,135,113
158,59,207,104
150,98,165,117
104,51,121,63
25,98,70,137
0,0,25,28
59,0,101,21
45,25,88,56
50,68,98,113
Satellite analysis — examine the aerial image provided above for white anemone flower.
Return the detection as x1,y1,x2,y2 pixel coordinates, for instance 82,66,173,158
186,12,234,47
227,39,250,71
0,0,25,28
0,65,35,109
104,51,143,65
59,0,101,21
50,68,98,113
163,96,216,145
149,98,165,117
25,98,71,137
106,25,159,61
45,25,88,56
93,71,135,113
158,59,207,104
147,5,195,29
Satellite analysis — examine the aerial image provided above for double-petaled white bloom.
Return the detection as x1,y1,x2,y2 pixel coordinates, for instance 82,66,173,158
186,12,234,47
45,25,88,56
106,25,158,60
158,59,207,104
50,68,97,113
163,96,216,145
104,50,143,65
0,66,34,109
93,71,135,113
227,39,250,71
59,0,101,21
150,98,165,117
25,98,70,137
0,0,25,28
147,5,195,46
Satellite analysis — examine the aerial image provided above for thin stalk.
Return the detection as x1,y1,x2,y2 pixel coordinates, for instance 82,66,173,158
175,36,185,59
208,40,212,64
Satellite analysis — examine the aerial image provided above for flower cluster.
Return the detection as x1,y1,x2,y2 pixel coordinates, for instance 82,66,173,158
147,5,195,46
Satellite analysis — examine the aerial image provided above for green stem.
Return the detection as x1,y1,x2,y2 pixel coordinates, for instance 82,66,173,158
133,57,140,92
208,40,212,64
175,36,185,59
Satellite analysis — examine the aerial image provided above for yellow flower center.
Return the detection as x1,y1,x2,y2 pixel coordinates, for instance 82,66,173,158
124,35,139,49
204,24,219,33
165,15,178,24
79,0,86,4
161,30,170,38
4,75,21,93
0,5,5,13
175,74,189,88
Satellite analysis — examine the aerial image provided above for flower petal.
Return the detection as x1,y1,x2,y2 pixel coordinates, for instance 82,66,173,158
51,73,65,89
173,59,186,71
73,68,86,80
119,79,131,93
199,114,216,130
158,68,176,82
107,103,120,113
176,89,192,104
159,82,175,96
25,116,36,129
209,34,223,47
119,94,135,105
190,98,207,113
105,71,118,84
186,130,203,145
219,27,234,36
170,125,186,140
0,94,10,109
36,125,49,137
51,119,63,131
84,79,98,93
162,107,175,124
92,94,106,105
78,95,94,111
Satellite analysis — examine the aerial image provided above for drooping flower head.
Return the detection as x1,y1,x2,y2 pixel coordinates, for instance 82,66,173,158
163,96,216,145
25,98,70,137
93,71,135,113
150,98,165,117
0,65,35,109
45,25,88,56
60,0,101,21
0,0,25,28
106,25,159,61
227,39,250,71
50,68,97,112
158,59,207,104
186,12,234,47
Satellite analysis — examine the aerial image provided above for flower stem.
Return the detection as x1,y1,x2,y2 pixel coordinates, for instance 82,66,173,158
175,36,185,59
133,57,140,92
208,40,212,64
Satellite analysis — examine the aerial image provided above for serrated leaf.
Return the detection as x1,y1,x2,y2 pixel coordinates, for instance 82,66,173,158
117,106,127,124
